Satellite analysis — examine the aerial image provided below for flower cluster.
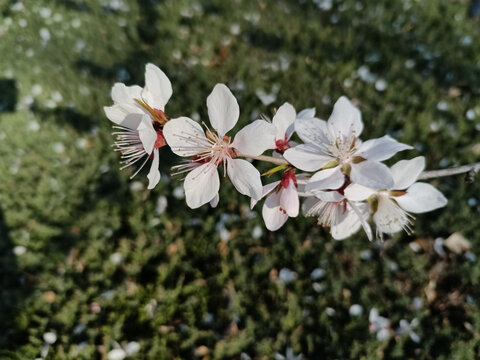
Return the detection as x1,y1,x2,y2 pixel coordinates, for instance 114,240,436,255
105,64,448,240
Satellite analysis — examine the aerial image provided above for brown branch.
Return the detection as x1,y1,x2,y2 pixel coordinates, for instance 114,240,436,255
418,162,480,180
234,151,289,166
236,149,480,182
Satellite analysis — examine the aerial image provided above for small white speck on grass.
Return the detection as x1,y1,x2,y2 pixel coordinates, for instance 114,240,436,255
75,138,88,148
73,324,86,334
409,242,421,253
326,307,336,316
412,297,423,310
156,196,168,214
375,78,387,92
466,109,475,120
465,252,477,262
434,237,446,256
405,59,415,69
343,78,353,88
11,2,24,11
256,89,277,106
230,23,241,35
172,185,184,199
190,112,200,121
124,342,140,355
32,84,42,96
107,349,126,360
52,142,65,154
51,91,63,103
312,282,325,293
18,19,27,27
278,268,297,284
13,246,26,256
27,121,40,131
40,7,52,18
110,252,123,265
100,290,116,300
39,28,51,42
357,65,376,83
99,164,110,174
43,332,57,344
437,101,449,111
311,268,325,280
71,19,81,28
252,225,262,239
461,36,472,46
349,304,363,316
360,249,372,260
322,95,331,104
219,228,230,241
314,0,333,10
468,197,477,207
130,181,144,192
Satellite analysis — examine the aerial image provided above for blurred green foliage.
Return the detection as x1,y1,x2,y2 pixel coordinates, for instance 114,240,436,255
0,0,480,358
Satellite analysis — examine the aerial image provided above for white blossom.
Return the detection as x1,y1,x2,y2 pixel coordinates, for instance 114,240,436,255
285,96,412,190
345,156,447,238
163,84,275,208
104,63,172,189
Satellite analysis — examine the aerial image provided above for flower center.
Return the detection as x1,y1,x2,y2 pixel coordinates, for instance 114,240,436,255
135,98,170,124
328,136,357,165
154,131,166,149
275,134,290,154
306,198,347,228
280,172,297,189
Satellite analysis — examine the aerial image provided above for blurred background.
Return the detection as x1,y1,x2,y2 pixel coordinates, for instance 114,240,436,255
1,0,480,359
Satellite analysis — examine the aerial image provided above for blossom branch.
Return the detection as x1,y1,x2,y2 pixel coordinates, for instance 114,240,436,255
234,151,289,166
418,161,480,180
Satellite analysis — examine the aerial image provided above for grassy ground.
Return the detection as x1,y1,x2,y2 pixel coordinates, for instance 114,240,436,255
1,0,480,358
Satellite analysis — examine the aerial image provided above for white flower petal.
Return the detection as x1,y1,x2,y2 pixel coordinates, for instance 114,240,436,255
111,83,142,105
327,96,363,140
207,84,239,137
314,190,344,202
138,116,156,154
232,120,276,155
251,181,281,208
348,200,373,241
294,117,329,144
147,149,161,189
331,210,362,240
396,183,447,213
184,163,220,209
280,180,299,217
302,197,318,216
344,183,376,201
373,195,409,234
142,63,172,110
331,203,368,240
350,160,394,189
283,144,332,172
355,135,413,162
104,104,144,127
297,107,316,119
306,167,344,193
272,102,296,140
227,159,263,200
262,191,289,231
163,116,207,157
391,156,425,190
210,193,219,208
